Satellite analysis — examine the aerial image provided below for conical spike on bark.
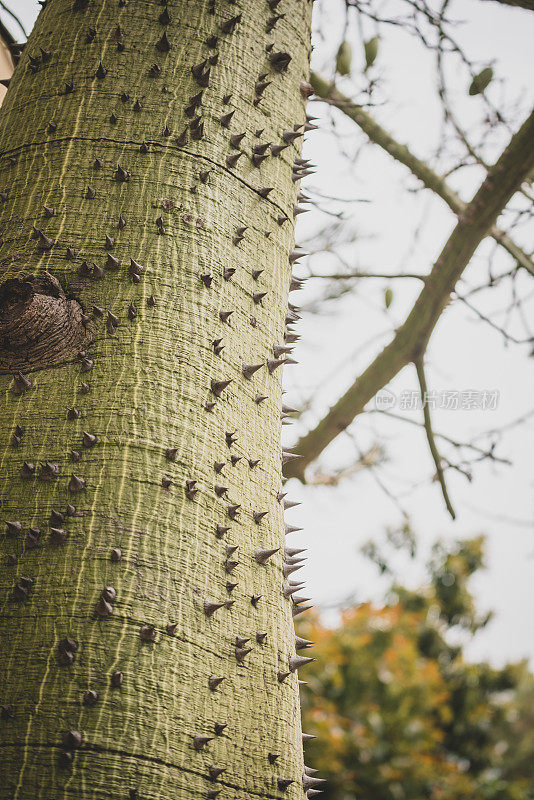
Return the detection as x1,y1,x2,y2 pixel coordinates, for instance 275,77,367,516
254,547,279,564
289,654,315,672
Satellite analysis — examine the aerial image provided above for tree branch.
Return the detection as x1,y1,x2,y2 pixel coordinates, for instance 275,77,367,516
0,1,28,39
484,0,534,9
414,358,456,519
310,74,534,277
309,270,427,281
285,105,534,481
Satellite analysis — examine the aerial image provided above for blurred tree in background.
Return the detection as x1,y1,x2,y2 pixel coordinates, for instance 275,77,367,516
298,531,534,799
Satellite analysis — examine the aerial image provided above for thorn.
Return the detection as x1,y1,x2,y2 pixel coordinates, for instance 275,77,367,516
219,310,233,323
158,6,171,24
156,32,171,52
267,358,285,374
105,253,120,270
193,734,213,750
277,671,290,683
220,111,234,127
283,562,303,578
268,753,280,764
303,776,326,791
203,600,225,617
216,524,230,538
289,654,315,672
242,363,262,380
292,604,312,618
252,154,269,167
254,547,278,564
255,79,271,96
285,524,303,535
214,722,227,735
282,129,304,144
285,546,306,558
82,432,97,448
250,594,261,607
225,431,237,447
227,504,240,520
208,765,226,781
139,624,156,643
268,51,291,71
277,779,294,791
283,584,302,599
210,379,232,397
295,636,314,650
68,474,86,493
274,344,293,358
220,14,241,33
229,132,245,148
185,479,198,500
235,646,252,663
208,675,225,691
255,394,267,405
226,152,243,168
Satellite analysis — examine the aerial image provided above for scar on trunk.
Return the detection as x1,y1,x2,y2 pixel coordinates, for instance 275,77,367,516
0,272,91,372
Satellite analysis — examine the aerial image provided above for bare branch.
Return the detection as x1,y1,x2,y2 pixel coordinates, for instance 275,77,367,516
286,105,534,481
308,270,427,281
306,443,383,485
483,0,534,9
310,74,534,276
0,1,27,39
414,358,456,519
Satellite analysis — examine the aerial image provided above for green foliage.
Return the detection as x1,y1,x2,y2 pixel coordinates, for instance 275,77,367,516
299,532,534,800
469,67,494,96
364,36,379,70
336,41,352,76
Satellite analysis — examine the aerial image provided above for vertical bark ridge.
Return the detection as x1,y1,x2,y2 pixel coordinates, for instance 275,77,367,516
0,1,313,798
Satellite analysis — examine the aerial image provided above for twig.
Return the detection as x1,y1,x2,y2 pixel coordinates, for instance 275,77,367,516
415,359,456,519
308,270,427,281
0,1,27,38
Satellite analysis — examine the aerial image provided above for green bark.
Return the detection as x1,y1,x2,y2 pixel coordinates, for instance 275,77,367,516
0,1,313,798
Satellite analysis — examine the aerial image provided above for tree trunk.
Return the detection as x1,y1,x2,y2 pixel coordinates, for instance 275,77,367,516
0,1,313,798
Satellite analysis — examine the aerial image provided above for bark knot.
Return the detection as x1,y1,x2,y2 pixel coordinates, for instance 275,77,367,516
0,272,91,372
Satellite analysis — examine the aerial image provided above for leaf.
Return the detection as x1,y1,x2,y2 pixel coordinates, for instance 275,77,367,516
364,37,379,70
468,67,493,96
384,287,393,309
336,41,352,76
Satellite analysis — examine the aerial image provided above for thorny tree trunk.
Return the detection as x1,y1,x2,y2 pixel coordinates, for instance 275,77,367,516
0,1,315,798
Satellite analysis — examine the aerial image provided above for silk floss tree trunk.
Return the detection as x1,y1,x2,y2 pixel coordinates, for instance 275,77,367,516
0,1,320,798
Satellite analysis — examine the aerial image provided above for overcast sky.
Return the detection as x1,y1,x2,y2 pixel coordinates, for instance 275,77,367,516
5,0,534,668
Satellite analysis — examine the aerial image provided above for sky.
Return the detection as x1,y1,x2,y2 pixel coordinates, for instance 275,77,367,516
4,0,534,668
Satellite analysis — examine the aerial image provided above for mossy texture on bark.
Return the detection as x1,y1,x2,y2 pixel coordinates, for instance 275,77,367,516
0,1,313,798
